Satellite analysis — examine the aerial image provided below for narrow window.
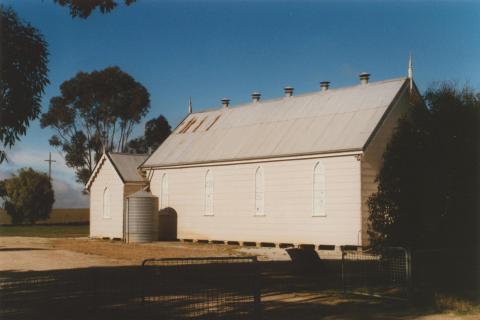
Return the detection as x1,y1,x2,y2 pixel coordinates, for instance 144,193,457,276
103,187,110,219
205,170,214,215
161,173,169,209
313,162,326,216
255,167,265,216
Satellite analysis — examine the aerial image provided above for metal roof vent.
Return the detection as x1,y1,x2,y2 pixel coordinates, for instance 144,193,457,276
221,98,230,108
251,92,261,103
284,86,294,97
320,81,330,91
359,72,370,85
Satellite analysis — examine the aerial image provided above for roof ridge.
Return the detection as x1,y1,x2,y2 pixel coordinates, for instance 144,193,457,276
190,77,407,115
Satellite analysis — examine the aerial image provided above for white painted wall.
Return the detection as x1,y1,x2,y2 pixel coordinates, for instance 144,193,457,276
150,155,361,245
90,158,125,238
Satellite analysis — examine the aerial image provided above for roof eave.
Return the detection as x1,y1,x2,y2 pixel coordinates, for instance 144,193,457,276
106,152,126,184
362,78,415,152
85,153,108,191
141,148,364,170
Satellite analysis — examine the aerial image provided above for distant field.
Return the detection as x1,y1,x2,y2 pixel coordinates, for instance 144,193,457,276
0,208,89,225
0,224,89,237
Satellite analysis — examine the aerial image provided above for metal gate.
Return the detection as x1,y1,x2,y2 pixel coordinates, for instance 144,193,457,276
142,256,261,319
341,247,411,300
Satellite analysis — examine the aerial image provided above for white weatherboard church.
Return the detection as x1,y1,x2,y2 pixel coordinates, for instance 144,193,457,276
88,67,420,247
86,153,147,239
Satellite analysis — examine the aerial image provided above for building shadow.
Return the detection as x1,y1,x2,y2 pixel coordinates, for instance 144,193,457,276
158,207,177,241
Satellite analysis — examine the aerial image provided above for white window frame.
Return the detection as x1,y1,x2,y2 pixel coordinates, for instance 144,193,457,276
161,173,169,209
254,166,265,216
313,161,326,217
102,187,111,219
204,169,214,216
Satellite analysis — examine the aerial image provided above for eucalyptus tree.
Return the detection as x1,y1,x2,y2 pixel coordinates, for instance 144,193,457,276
53,0,136,19
0,6,49,163
127,115,172,154
41,66,150,184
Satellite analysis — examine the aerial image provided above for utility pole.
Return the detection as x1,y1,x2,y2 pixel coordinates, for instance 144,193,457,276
44,152,56,180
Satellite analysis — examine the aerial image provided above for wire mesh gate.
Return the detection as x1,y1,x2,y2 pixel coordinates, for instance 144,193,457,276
0,257,260,320
341,247,411,300
141,256,261,320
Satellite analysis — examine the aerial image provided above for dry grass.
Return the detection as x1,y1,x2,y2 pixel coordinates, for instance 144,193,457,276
433,293,480,314
51,238,245,264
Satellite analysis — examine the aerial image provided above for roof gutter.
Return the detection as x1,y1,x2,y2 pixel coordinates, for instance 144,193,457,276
141,149,363,170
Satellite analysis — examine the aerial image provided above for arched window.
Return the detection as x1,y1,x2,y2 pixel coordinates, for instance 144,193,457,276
313,162,326,216
205,170,214,215
161,173,169,209
255,166,265,216
103,187,110,219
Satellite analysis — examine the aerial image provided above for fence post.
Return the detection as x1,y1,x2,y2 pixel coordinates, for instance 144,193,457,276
341,249,346,294
141,260,148,306
252,256,262,320
405,248,413,298
91,269,98,313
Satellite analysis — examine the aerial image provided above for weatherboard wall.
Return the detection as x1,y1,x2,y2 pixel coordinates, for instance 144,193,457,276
89,157,124,239
360,86,414,246
149,155,362,246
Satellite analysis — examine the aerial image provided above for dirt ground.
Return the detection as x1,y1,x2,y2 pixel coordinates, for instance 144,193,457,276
0,236,478,320
0,236,296,271
0,237,130,271
0,237,255,270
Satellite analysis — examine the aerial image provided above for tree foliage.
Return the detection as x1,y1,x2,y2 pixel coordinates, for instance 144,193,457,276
53,0,136,19
0,6,49,163
127,115,171,154
368,84,480,250
40,66,150,184
0,168,55,224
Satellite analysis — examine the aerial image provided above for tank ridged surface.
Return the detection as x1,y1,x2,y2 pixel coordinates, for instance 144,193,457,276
126,190,158,243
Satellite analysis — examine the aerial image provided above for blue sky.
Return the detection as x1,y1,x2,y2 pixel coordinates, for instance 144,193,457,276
2,0,479,207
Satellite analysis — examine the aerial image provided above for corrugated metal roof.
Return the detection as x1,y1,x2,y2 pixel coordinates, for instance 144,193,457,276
143,78,408,167
108,153,148,182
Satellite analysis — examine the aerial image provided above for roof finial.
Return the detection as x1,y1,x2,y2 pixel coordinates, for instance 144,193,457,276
408,53,413,79
188,96,192,114
408,53,413,93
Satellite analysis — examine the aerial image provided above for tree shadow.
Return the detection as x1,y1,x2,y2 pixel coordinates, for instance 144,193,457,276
1,261,260,320
0,253,464,320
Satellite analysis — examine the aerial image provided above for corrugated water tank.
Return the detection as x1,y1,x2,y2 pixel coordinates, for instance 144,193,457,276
125,190,158,243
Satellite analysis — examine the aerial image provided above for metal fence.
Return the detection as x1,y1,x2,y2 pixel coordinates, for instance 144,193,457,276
341,246,411,300
142,256,261,320
1,247,417,319
0,257,261,320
